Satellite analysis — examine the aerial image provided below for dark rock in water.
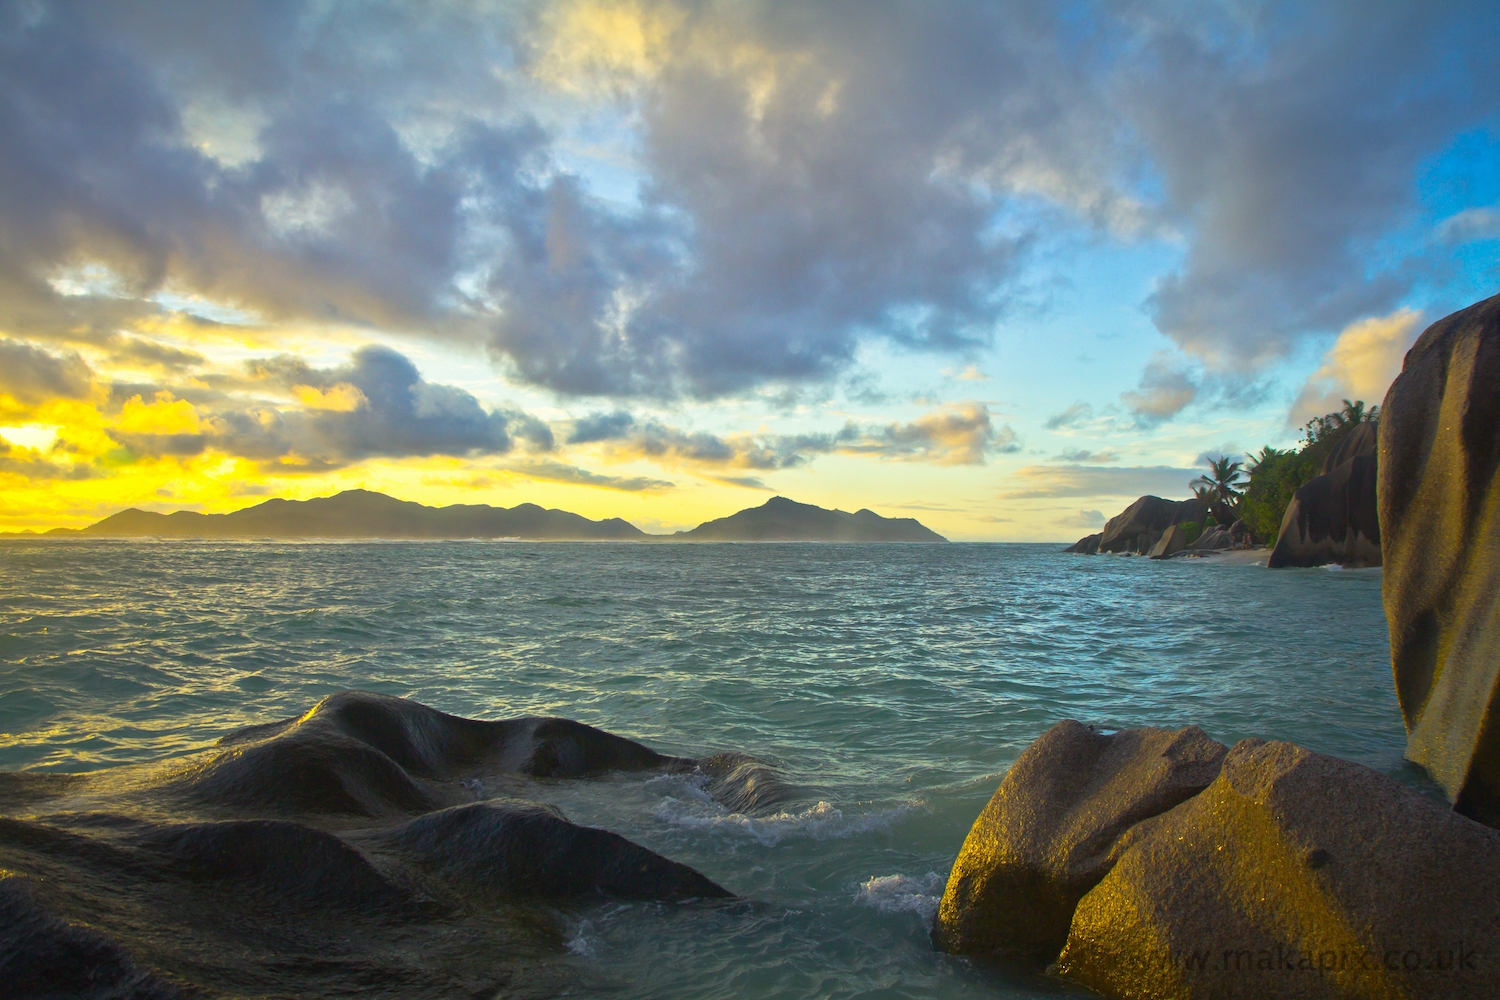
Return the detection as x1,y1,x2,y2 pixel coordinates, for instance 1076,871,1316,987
1056,739,1500,1000
932,720,1227,967
141,819,415,912
183,691,694,817
1381,292,1500,826
699,752,796,814
1064,532,1101,554
377,800,730,900
1268,419,1380,568
0,691,732,998
0,874,190,1000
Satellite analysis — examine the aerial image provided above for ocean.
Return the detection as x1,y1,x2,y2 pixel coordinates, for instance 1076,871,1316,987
0,540,1413,998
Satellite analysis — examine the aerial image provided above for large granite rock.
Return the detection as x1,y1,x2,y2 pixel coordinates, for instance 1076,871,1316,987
1095,497,1207,554
1057,738,1500,1000
1268,419,1380,568
1147,524,1188,559
1188,525,1233,551
1068,496,1240,555
931,721,1227,966
1380,292,1500,825
1065,533,1101,554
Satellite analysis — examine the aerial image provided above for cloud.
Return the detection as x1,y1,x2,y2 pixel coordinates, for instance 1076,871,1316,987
998,464,1200,500
505,459,673,492
108,346,541,470
0,339,93,404
843,403,1017,465
1120,352,1197,425
1439,206,1500,244
1044,402,1094,431
590,402,1014,473
1056,509,1106,529
568,410,638,444
1290,307,1424,425
0,437,96,480
0,2,1490,399
1057,449,1120,464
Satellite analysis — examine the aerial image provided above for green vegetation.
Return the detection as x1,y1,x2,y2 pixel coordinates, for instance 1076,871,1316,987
1191,456,1247,504
1237,400,1378,542
1180,521,1202,545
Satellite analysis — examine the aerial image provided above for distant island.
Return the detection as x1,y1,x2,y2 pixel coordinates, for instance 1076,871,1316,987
673,496,945,542
10,490,947,542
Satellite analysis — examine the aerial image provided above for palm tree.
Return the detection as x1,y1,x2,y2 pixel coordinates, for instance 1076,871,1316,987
1190,455,1246,505
1339,399,1379,426
1248,445,1287,473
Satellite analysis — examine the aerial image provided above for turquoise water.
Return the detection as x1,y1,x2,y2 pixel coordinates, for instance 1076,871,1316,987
0,540,1407,998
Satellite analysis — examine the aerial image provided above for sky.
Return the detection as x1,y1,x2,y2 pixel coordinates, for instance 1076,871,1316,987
0,0,1497,540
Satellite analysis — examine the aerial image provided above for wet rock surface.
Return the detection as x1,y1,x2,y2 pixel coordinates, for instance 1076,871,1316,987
1380,292,1500,826
0,691,746,999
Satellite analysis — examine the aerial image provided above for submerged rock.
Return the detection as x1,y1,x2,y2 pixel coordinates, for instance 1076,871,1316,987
931,721,1226,966
1058,739,1500,1000
699,752,797,814
1268,419,1380,568
1381,292,1500,825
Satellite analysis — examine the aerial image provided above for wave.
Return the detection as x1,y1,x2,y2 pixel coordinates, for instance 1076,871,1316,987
854,872,946,925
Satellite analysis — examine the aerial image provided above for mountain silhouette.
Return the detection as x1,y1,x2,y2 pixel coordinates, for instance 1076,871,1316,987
77,490,644,540
672,496,946,542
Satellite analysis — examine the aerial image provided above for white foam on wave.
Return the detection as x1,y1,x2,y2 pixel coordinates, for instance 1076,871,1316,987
854,872,947,925
564,918,599,957
644,773,920,847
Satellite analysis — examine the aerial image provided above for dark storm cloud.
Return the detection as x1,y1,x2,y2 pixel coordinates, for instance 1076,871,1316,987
112,346,540,469
0,339,93,403
1,0,1497,396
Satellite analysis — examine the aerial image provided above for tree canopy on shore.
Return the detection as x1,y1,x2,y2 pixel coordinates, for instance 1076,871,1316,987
1238,400,1378,541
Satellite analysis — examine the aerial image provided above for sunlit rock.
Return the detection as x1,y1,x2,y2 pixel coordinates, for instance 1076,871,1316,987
1057,739,1500,1000
931,720,1227,966
1380,291,1500,825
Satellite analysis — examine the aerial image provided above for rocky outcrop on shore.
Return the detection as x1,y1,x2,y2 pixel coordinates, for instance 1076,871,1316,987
0,691,754,998
1381,292,1500,827
1267,419,1381,568
1067,496,1238,556
1066,495,1245,557
934,721,1500,1000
